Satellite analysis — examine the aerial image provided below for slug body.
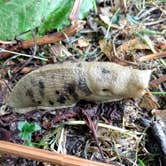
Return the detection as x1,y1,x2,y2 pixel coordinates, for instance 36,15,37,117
8,62,151,113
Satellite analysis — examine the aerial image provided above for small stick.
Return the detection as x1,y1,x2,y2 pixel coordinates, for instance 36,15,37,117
150,74,166,86
0,141,113,166
138,51,166,62
21,21,84,49
0,21,85,59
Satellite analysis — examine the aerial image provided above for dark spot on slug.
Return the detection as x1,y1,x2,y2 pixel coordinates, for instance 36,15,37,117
57,95,66,104
26,88,34,98
30,79,36,86
101,67,110,74
37,101,42,104
102,89,109,92
64,83,79,100
39,80,45,89
55,90,60,95
51,75,54,79
25,88,36,103
76,63,82,68
102,88,115,95
75,69,92,96
48,100,54,105
38,80,45,97
78,76,92,96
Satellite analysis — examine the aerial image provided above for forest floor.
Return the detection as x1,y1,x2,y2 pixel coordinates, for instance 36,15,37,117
0,1,166,166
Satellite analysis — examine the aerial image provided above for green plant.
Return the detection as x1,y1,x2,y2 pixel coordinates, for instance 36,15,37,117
18,121,41,146
138,159,146,166
0,0,93,40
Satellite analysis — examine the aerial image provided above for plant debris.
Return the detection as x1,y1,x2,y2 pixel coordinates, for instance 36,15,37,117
0,0,166,166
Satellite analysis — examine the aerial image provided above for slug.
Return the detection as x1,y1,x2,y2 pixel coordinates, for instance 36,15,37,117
7,62,151,113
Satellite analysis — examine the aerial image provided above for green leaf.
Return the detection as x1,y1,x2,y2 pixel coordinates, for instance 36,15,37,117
33,123,41,131
38,0,74,34
105,8,121,39
78,0,94,19
0,0,93,41
19,131,32,140
151,91,166,95
110,8,121,25
18,121,26,131
137,159,145,166
0,0,6,4
18,121,41,142
25,140,33,147
0,0,61,40
138,29,162,35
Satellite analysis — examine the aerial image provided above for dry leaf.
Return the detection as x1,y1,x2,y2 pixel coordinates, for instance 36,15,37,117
77,38,89,48
49,43,73,62
99,39,114,61
139,92,159,110
117,38,149,55
20,67,32,74
99,39,137,66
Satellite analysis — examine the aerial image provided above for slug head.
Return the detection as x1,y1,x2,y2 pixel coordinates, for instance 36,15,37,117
87,63,151,99
127,69,151,98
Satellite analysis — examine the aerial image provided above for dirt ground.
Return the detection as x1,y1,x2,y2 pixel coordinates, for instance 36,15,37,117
0,1,166,166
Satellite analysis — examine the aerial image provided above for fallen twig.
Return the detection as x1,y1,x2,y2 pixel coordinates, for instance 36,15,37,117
0,20,85,60
0,141,113,166
22,21,84,47
150,74,166,86
138,50,166,62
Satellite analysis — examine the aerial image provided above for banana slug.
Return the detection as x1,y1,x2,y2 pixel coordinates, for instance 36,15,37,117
8,62,151,113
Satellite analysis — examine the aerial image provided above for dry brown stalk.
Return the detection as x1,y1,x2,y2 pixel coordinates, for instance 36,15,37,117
0,141,114,166
150,74,166,86
0,21,85,59
139,51,166,62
